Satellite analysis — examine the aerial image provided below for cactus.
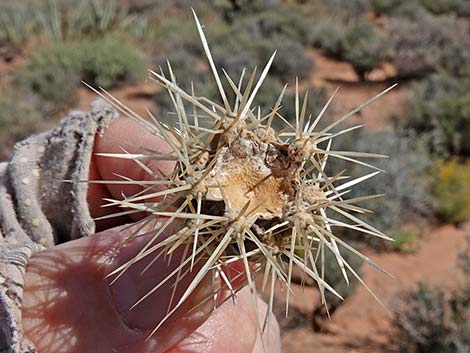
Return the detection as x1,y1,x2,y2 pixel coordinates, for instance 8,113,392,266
90,11,394,338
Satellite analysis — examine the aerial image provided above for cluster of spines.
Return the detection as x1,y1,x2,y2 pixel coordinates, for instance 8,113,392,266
84,10,396,340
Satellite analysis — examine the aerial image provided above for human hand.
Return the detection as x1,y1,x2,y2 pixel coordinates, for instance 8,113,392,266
21,117,281,353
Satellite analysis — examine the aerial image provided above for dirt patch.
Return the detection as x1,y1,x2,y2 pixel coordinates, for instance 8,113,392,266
78,81,160,117
0,53,26,89
308,50,410,131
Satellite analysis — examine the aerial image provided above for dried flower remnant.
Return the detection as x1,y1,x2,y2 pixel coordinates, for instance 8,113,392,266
89,10,395,338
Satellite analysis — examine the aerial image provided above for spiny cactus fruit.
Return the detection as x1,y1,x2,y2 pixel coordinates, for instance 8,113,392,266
89,10,395,338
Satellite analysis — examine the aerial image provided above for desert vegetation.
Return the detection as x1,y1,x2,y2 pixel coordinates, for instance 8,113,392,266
1,1,468,352
392,240,470,353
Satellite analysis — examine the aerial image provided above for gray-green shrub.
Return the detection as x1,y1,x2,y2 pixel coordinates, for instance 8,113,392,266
208,10,314,81
0,91,42,160
406,74,470,156
1,0,147,46
368,0,429,18
243,7,310,44
19,44,81,108
326,0,370,20
341,23,389,81
151,18,201,57
326,128,435,249
79,36,145,88
393,245,470,353
310,20,388,80
19,35,145,110
385,15,470,78
0,5,38,48
37,0,147,41
210,0,282,21
420,0,470,16
258,37,314,82
393,284,456,353
309,21,346,59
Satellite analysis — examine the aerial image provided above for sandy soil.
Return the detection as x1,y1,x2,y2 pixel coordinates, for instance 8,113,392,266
0,51,25,89
280,225,469,353
308,50,409,131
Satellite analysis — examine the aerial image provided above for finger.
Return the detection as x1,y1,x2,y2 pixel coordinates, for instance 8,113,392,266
88,153,127,230
166,290,282,353
88,117,176,229
251,299,282,353
22,220,217,353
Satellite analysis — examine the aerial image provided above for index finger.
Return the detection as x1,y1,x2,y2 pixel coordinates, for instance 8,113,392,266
88,116,176,230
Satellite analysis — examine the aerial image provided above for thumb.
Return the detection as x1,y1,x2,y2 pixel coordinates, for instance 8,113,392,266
22,220,217,353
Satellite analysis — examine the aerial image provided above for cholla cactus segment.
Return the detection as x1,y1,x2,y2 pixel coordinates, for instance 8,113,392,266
91,10,396,337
